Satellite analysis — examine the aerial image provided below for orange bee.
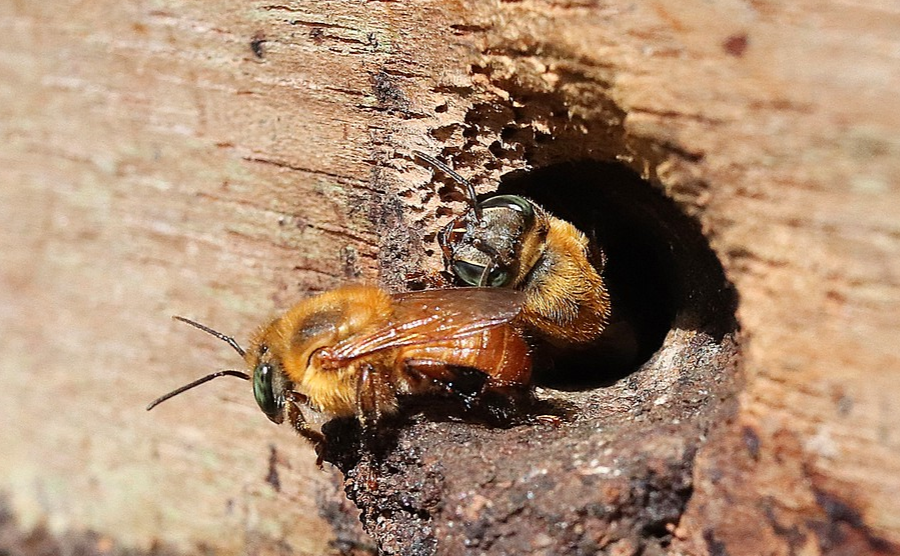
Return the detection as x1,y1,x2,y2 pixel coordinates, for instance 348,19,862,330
148,285,532,455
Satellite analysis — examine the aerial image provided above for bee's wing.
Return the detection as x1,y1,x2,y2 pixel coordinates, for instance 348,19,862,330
324,288,525,362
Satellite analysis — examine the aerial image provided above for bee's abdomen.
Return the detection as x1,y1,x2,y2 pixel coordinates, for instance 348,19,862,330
464,325,530,388
396,326,531,391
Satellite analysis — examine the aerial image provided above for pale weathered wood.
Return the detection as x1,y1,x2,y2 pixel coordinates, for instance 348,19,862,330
0,0,393,553
1,0,899,555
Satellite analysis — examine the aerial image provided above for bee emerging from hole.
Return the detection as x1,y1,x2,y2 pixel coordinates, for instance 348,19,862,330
147,285,532,462
414,151,611,348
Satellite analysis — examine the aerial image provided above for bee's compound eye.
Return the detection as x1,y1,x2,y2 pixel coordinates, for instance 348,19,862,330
452,259,488,286
253,363,282,420
480,195,534,220
486,265,513,287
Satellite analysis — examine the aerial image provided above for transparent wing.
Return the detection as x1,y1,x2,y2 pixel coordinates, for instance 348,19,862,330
323,287,525,362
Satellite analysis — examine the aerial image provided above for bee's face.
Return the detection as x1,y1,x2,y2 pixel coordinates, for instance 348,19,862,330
441,195,536,288
247,344,292,424
246,304,350,422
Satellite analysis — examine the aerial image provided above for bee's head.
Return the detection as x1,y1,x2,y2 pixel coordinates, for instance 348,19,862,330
247,299,353,422
441,195,543,288
248,344,291,424
412,151,546,288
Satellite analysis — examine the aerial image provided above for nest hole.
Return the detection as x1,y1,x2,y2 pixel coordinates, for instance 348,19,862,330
496,160,738,390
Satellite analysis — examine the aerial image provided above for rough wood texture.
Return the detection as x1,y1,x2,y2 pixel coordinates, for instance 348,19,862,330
1,1,898,555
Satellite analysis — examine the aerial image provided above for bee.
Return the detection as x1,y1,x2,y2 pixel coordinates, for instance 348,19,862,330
414,151,611,348
147,285,532,457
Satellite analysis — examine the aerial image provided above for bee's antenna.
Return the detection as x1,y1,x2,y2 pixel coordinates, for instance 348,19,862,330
146,370,250,411
413,151,482,219
173,315,246,358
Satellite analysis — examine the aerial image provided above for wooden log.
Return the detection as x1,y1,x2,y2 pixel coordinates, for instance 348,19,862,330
1,0,897,554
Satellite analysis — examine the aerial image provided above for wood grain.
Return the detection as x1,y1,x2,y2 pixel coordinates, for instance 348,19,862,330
1,0,898,554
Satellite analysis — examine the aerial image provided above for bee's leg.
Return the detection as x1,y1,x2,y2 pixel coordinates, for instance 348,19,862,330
402,359,488,409
476,384,535,425
355,364,398,429
354,365,399,458
285,391,326,467
354,364,376,428
586,225,607,273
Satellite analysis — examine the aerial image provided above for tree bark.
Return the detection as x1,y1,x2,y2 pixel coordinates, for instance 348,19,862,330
1,1,898,555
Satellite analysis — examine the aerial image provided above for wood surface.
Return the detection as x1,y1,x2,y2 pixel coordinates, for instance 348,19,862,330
1,0,898,555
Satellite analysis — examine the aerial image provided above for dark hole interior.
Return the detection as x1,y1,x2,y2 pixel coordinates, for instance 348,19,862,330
495,160,737,390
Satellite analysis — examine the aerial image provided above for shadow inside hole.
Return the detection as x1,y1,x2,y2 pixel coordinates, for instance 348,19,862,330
496,161,738,390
